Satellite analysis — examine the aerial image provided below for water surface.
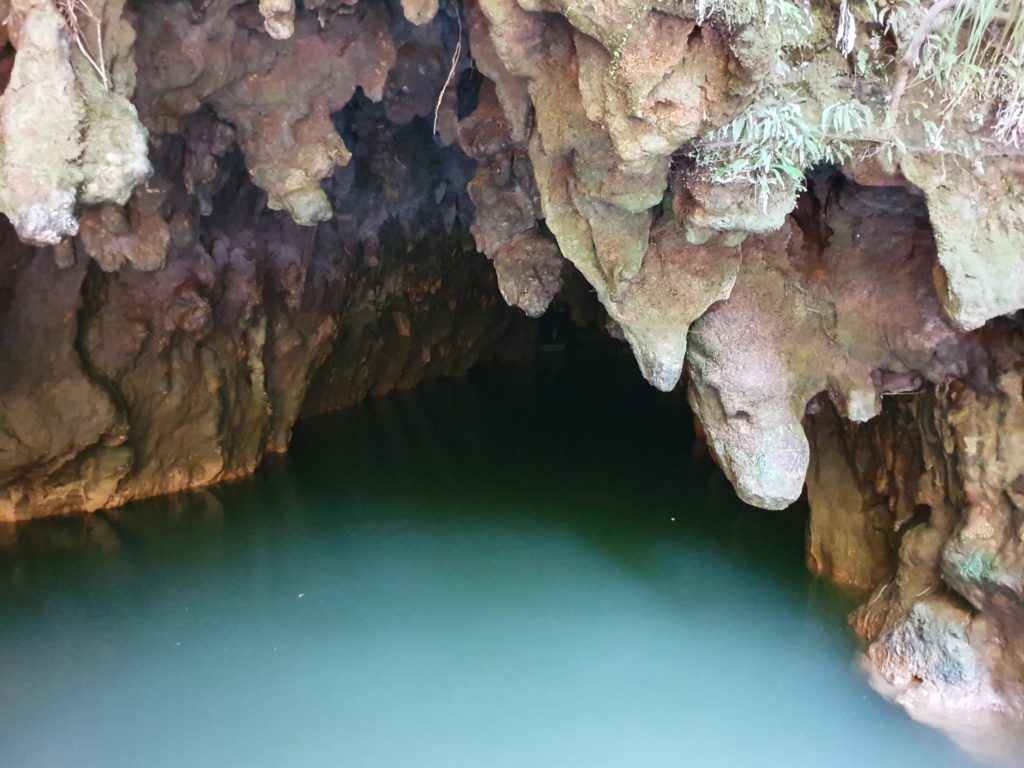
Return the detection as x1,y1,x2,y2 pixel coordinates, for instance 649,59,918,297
0,358,987,767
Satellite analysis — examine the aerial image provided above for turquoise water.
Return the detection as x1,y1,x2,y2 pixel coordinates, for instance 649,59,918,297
0,358,985,767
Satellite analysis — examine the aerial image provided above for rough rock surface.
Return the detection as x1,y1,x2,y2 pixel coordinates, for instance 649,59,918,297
458,0,1024,410
134,0,396,225
401,0,438,26
458,78,562,318
805,323,1024,759
258,0,295,39
0,55,532,520
901,155,1024,332
687,176,965,509
0,0,150,244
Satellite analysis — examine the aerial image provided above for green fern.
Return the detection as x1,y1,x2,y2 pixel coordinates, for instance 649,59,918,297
697,0,813,46
693,100,860,210
821,100,875,135
916,1,1024,144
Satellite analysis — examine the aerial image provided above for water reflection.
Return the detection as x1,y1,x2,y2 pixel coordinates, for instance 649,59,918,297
0,359,989,767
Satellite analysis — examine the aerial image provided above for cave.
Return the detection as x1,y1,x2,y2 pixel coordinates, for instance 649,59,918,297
1,0,1024,765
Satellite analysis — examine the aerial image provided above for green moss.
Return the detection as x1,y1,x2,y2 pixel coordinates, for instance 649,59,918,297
958,550,996,583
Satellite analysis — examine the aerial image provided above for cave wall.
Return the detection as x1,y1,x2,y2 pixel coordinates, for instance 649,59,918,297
0,8,535,520
806,325,1024,732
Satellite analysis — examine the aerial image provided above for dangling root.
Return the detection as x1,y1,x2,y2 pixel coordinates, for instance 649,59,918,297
433,0,462,136
56,0,109,92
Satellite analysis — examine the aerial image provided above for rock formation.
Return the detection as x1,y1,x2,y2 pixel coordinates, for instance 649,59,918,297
0,0,150,244
806,322,1024,756
0,7,533,520
0,0,1023,748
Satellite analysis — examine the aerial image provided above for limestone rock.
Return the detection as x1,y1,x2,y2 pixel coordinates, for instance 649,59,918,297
818,337,1024,731
688,178,966,509
78,187,171,272
76,0,152,205
460,77,564,317
571,10,740,175
258,0,295,39
182,114,237,216
804,396,899,590
0,0,85,245
384,42,447,126
78,82,151,206
470,0,755,389
0,0,150,246
613,219,741,392
490,233,563,318
135,0,397,225
0,85,532,519
464,0,531,143
675,171,800,241
401,0,439,26
0,228,129,519
902,154,1024,331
